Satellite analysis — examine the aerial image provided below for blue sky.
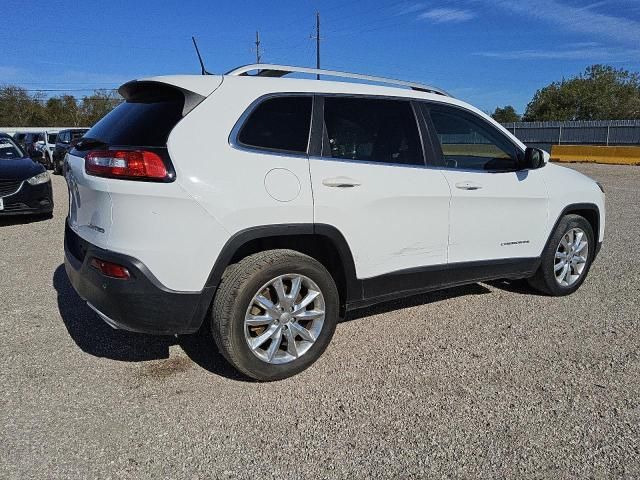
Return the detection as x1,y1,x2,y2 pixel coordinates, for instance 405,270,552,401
2,0,639,113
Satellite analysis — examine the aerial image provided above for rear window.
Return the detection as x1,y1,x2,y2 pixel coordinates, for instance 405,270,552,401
84,87,184,147
0,137,24,160
238,96,312,153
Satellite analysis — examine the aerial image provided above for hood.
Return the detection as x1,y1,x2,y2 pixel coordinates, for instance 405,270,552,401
0,158,45,181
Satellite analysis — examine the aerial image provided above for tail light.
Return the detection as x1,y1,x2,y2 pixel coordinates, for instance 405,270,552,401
90,258,131,279
85,150,169,180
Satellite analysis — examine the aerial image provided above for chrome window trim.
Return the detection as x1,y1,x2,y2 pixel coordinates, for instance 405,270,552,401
0,180,24,199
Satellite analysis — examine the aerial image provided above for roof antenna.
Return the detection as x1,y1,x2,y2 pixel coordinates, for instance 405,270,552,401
191,36,211,75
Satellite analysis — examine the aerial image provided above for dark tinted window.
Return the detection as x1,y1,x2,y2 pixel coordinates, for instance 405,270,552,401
0,137,24,159
85,89,183,147
238,96,312,153
323,97,423,166
426,104,519,171
70,130,87,141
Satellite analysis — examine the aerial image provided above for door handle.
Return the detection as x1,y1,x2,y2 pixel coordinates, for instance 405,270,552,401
455,181,483,191
322,177,361,188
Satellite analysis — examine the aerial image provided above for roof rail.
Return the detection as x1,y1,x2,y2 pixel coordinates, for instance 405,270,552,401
226,64,451,97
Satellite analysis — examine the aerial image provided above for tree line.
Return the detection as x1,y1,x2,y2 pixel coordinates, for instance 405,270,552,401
2,64,639,127
491,65,640,123
0,86,121,127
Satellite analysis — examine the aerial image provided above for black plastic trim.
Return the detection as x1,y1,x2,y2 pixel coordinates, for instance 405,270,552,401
203,223,543,314
547,202,601,248
64,221,210,335
350,257,540,310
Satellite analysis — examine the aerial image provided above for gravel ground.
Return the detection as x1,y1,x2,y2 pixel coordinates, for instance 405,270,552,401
1,163,638,479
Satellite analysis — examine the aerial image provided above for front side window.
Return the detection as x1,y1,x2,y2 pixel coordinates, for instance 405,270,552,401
238,96,312,153
426,104,519,171
323,97,423,166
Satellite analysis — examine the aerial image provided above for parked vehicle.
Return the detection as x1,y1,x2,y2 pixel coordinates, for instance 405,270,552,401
64,65,605,381
23,132,45,161
52,128,88,174
13,132,27,148
0,133,53,217
36,130,59,169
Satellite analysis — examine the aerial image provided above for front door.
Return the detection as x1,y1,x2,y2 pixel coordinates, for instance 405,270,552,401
423,103,549,264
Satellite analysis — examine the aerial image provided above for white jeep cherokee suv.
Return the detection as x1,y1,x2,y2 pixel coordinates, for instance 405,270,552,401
64,64,605,381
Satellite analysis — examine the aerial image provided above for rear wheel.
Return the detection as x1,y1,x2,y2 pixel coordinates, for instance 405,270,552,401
211,249,339,381
528,214,595,296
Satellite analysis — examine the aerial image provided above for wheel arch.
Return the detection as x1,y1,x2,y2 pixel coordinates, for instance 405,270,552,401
205,224,359,313
548,202,601,249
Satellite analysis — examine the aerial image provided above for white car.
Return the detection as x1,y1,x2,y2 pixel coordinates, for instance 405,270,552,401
37,130,59,169
64,64,605,380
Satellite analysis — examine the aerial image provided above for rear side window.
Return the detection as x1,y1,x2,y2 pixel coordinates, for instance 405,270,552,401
323,97,423,166
238,96,312,154
85,86,184,147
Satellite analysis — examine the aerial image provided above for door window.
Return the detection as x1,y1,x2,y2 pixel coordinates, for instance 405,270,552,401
426,104,520,171
322,97,423,166
238,96,312,154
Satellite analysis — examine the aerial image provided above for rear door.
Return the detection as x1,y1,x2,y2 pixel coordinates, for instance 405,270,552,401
309,96,450,280
422,103,548,263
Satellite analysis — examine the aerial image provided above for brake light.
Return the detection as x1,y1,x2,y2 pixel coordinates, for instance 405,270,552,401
90,258,131,279
85,150,168,180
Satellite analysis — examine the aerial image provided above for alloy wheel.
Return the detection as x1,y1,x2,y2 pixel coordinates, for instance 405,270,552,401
554,227,589,287
244,274,325,364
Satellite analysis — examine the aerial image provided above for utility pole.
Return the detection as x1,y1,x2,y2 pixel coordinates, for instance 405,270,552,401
255,31,261,64
315,11,320,79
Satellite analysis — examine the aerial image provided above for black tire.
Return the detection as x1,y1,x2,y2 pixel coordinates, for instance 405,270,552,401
527,214,595,296
211,249,339,381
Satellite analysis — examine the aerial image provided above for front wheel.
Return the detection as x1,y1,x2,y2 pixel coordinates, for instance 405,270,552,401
211,249,339,381
528,214,595,296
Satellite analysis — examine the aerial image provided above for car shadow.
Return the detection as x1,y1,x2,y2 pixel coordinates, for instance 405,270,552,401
486,278,546,296
53,263,513,379
0,213,53,227
53,264,243,380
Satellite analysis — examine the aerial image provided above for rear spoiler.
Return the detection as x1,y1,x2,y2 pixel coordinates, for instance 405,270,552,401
118,80,212,116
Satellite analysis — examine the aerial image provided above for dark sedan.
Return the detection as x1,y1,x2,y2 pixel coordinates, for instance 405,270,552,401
0,133,54,217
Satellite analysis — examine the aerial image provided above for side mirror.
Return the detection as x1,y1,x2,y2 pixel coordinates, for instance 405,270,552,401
30,151,44,161
522,147,546,170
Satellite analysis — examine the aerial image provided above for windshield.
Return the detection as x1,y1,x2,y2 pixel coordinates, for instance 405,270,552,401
70,130,88,141
85,91,184,147
47,133,57,143
0,137,25,160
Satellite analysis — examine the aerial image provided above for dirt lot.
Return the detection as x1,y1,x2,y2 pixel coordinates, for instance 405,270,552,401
1,163,638,479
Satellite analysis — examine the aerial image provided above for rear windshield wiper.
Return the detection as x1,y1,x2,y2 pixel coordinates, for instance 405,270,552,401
74,137,108,151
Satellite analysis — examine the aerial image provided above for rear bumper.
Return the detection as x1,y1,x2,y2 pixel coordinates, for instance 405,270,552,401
0,181,53,216
64,221,214,335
